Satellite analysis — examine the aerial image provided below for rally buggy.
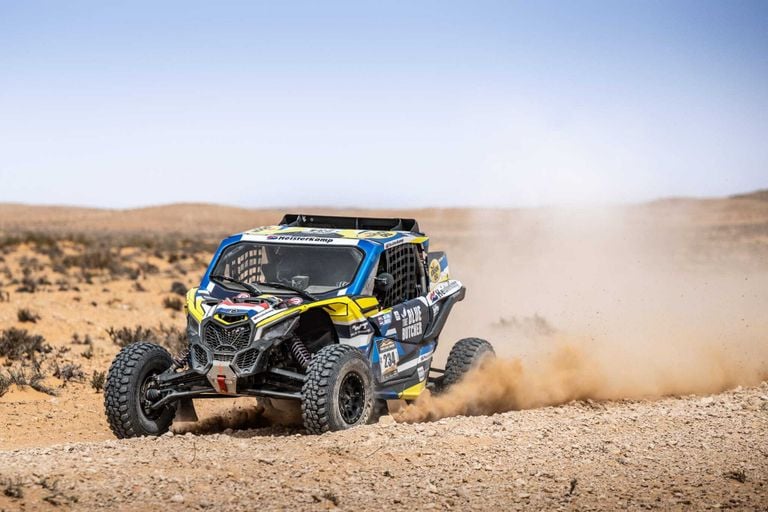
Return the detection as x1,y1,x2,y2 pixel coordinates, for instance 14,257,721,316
104,214,494,437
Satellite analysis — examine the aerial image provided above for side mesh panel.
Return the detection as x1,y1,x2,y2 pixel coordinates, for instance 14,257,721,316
381,244,422,307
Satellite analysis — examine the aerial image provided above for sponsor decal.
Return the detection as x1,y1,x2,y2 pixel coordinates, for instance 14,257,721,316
305,228,338,235
428,280,461,303
397,305,423,339
359,230,397,239
417,365,425,382
375,312,393,328
379,339,399,377
384,238,406,249
350,321,373,336
418,349,434,364
265,235,333,243
286,297,304,306
429,259,442,283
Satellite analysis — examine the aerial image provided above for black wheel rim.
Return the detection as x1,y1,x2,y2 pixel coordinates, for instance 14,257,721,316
338,372,365,424
139,370,164,420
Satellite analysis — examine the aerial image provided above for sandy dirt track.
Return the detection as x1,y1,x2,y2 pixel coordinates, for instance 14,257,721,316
0,193,767,510
1,386,766,511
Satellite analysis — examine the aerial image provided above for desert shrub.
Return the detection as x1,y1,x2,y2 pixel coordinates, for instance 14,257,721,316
107,325,187,354
0,328,51,360
76,333,95,359
61,246,133,280
162,296,184,311
0,372,10,397
52,362,85,383
7,368,29,386
16,268,38,293
170,281,187,296
17,308,40,323
1,477,24,499
133,281,146,292
31,236,63,259
138,261,159,275
7,368,57,396
91,370,106,392
18,256,43,273
155,325,187,354
70,333,92,345
106,326,154,347
171,263,188,276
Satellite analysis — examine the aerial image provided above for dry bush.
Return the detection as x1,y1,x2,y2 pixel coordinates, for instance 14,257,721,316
7,368,57,396
170,281,187,296
106,325,187,355
0,372,10,397
52,362,85,383
162,296,184,311
154,325,187,355
1,476,24,499
16,268,38,293
17,308,40,323
61,247,127,277
70,333,92,345
18,256,43,273
91,370,106,392
0,328,51,361
106,326,154,347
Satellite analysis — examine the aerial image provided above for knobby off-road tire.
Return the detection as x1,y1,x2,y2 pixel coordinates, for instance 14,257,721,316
104,342,176,439
302,344,374,434
442,337,495,389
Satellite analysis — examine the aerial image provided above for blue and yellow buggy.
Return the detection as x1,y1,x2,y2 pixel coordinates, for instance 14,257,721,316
104,214,493,437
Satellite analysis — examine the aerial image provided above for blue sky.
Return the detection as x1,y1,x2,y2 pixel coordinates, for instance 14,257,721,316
0,1,766,208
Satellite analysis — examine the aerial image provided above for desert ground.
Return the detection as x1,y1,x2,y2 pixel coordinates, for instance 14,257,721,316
0,192,767,510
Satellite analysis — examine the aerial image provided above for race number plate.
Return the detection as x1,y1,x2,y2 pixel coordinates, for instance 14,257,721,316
379,339,399,377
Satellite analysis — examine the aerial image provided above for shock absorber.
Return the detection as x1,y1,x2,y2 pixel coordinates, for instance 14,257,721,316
288,337,311,369
171,349,189,370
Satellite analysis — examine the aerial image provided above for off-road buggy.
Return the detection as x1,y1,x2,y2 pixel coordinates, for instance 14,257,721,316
104,214,494,438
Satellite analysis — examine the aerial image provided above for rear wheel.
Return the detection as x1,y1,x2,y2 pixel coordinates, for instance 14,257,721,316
302,344,374,434
104,342,176,439
442,337,495,389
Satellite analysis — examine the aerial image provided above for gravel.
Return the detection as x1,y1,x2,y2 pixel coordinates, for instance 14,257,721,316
1,383,766,511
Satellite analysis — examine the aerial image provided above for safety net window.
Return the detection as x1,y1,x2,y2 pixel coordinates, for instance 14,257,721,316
379,243,424,307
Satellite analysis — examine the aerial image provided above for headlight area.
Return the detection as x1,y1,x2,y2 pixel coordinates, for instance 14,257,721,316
260,316,300,341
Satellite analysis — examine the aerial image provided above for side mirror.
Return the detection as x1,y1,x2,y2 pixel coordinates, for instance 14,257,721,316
374,272,394,292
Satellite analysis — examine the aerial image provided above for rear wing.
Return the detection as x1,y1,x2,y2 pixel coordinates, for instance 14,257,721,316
280,214,420,233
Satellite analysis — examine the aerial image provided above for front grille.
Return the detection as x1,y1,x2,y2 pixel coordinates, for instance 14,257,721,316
212,353,234,362
192,345,208,369
204,322,252,353
235,348,259,373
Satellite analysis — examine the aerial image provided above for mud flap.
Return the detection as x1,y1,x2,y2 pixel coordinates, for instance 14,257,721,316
175,397,199,422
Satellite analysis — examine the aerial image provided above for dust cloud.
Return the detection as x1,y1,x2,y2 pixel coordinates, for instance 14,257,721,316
173,398,302,435
398,202,768,422
173,403,271,435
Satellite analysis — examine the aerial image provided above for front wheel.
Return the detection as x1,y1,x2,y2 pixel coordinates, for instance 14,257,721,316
104,342,176,439
302,344,374,434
